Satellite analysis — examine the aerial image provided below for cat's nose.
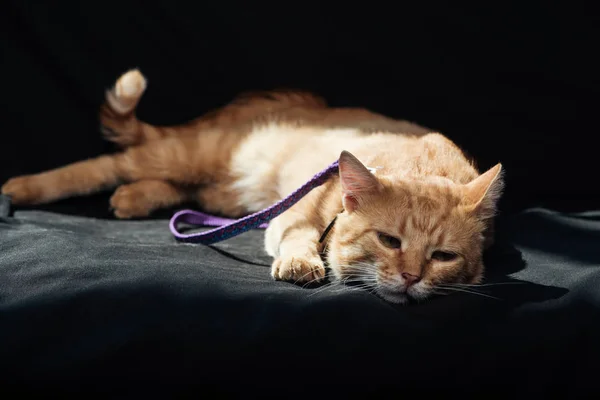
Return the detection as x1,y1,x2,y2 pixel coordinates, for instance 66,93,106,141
401,272,421,286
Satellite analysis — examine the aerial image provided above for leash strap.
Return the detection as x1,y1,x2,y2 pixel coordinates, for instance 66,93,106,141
169,160,340,245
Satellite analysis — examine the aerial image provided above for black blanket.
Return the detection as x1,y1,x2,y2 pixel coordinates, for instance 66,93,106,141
1,194,599,397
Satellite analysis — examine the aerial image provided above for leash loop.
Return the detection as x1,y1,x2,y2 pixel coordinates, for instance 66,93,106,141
169,160,339,245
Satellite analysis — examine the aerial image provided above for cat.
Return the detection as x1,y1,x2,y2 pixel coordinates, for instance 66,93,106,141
1,69,504,304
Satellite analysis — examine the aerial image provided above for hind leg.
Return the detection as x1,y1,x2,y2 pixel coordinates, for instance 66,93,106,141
2,155,119,205
110,179,190,219
2,132,231,208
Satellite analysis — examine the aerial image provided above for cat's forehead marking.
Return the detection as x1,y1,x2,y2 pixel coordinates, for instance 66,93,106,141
396,203,452,240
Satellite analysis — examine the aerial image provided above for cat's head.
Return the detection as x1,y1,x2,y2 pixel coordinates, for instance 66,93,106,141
327,150,504,304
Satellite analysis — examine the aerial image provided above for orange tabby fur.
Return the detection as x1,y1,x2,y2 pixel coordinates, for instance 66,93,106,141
2,69,504,304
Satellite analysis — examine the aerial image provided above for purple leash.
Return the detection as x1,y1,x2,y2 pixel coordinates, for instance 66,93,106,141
169,160,340,245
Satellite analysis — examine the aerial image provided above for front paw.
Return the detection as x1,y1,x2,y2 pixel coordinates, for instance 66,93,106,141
1,176,43,205
271,252,326,284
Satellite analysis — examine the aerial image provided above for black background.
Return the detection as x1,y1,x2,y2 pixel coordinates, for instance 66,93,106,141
1,1,599,216
2,3,600,397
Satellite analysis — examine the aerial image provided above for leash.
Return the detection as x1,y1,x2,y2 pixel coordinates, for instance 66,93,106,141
169,160,340,245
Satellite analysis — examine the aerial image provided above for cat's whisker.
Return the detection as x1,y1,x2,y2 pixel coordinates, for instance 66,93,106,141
295,269,326,287
307,274,378,297
450,282,526,288
333,283,369,291
337,284,375,295
343,280,372,288
306,280,348,297
350,269,374,276
437,283,493,291
340,278,376,291
364,285,379,298
306,284,334,297
341,272,377,281
300,278,322,289
346,277,375,283
435,285,501,300
341,280,373,290
337,263,379,279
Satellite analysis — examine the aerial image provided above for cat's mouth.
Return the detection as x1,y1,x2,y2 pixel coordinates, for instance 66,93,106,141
341,273,431,304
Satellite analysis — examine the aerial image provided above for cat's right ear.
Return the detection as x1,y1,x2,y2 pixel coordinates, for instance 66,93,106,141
338,150,382,212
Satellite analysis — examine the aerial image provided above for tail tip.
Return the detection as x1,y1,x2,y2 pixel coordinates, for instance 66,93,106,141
115,68,147,99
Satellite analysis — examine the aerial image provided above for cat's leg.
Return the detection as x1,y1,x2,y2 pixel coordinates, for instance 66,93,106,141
265,207,326,284
110,179,190,219
2,134,232,210
2,155,120,205
194,182,249,218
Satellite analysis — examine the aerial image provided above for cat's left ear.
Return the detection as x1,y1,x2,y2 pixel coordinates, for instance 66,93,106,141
462,163,504,219
338,150,382,212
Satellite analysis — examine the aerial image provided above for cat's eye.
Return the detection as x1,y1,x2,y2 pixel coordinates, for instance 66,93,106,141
431,251,458,262
377,232,401,249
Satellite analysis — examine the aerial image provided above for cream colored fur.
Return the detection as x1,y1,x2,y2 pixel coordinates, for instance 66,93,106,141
1,69,504,304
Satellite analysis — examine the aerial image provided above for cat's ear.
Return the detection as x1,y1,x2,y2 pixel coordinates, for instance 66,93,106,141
338,150,382,212
462,163,504,219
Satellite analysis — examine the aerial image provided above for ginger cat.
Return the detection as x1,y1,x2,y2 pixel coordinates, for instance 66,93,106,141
2,69,504,304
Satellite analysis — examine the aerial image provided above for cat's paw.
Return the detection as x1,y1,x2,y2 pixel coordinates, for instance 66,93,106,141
110,184,152,219
271,252,326,284
1,176,44,205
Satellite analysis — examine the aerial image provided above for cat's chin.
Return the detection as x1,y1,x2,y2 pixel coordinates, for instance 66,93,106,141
376,286,432,305
376,288,410,304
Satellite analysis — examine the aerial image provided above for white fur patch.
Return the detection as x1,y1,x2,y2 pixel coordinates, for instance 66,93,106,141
229,124,362,212
116,69,147,98
407,281,431,301
340,244,364,260
229,124,289,212
322,128,362,138
106,69,147,115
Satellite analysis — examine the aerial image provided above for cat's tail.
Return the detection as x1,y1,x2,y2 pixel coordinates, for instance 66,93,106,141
99,69,329,147
100,69,162,147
